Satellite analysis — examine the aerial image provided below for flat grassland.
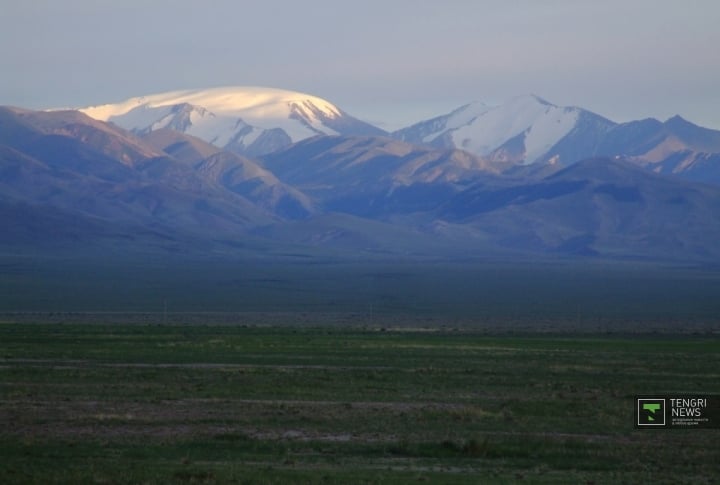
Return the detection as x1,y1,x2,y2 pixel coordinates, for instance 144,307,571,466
1,322,718,483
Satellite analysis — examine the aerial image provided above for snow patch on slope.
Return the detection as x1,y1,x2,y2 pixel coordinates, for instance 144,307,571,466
399,95,584,164
448,96,579,162
523,107,580,163
421,102,492,144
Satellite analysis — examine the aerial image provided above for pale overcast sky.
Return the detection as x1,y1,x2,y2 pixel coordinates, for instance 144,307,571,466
2,0,719,129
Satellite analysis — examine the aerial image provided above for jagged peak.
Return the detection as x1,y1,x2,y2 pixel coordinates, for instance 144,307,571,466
664,114,695,128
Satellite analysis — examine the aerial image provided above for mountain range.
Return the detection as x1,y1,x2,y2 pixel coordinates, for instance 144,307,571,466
3,86,720,262
80,87,720,184
394,94,720,184
80,87,385,157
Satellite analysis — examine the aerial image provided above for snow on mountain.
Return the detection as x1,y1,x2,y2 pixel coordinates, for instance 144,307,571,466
80,86,385,156
74,87,720,182
395,95,598,165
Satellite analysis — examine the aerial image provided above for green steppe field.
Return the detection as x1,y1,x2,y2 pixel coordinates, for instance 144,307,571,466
1,258,719,483
1,321,719,484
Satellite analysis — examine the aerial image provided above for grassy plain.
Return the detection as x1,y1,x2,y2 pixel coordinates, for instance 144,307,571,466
1,322,719,483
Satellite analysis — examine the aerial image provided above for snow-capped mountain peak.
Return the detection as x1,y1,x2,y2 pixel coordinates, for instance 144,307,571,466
80,86,384,157
394,95,598,165
82,86,341,123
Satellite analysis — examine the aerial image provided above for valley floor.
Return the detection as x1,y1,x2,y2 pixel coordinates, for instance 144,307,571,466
1,322,718,483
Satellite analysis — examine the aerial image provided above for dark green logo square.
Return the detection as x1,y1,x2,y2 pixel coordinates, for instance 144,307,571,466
637,398,665,426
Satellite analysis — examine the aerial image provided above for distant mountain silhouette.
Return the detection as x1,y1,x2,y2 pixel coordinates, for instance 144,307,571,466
3,106,720,261
393,96,720,185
